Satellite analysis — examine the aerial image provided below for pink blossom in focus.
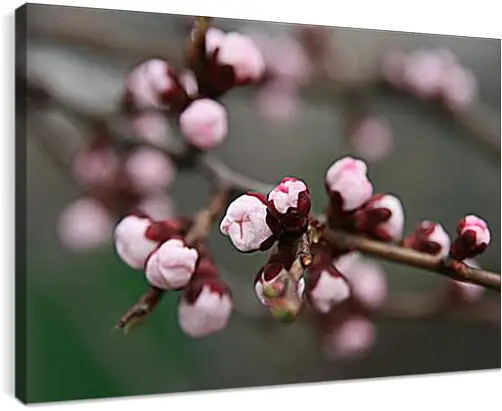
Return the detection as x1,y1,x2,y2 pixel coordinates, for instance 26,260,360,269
125,148,175,194
325,157,373,211
220,194,273,253
349,116,394,163
364,194,405,241
268,177,309,215
114,215,158,269
403,221,451,258
451,215,491,260
131,112,173,146
178,280,233,337
179,99,228,150
58,198,114,251
145,239,199,290
73,148,119,188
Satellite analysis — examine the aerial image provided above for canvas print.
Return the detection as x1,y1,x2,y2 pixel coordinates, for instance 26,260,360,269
16,3,501,404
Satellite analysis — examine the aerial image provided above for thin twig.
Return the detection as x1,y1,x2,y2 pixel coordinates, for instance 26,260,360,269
324,228,501,292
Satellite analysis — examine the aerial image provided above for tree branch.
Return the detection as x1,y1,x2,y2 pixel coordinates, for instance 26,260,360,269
324,228,501,292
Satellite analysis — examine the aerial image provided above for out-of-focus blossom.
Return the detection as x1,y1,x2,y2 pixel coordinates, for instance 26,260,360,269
349,116,393,163
450,215,491,260
136,193,175,221
179,98,228,150
307,265,351,314
340,256,388,310
324,316,376,360
255,81,302,125
447,259,486,303
114,215,159,269
440,66,478,111
124,59,183,110
220,194,274,253
131,112,173,146
325,157,373,212
145,239,199,290
381,50,408,87
58,197,114,251
125,148,175,194
73,148,119,188
216,32,266,84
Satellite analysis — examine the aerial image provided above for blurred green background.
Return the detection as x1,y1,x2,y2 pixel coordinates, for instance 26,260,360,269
21,3,500,404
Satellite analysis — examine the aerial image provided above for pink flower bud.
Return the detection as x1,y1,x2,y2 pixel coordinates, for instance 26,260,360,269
179,98,228,150
403,221,451,258
125,148,175,194
307,266,351,314
341,257,388,310
58,198,114,251
325,157,373,211
326,316,376,359
178,278,233,337
73,148,119,188
124,59,179,110
268,177,310,215
220,194,274,253
450,215,491,260
254,263,305,306
131,112,173,146
349,116,393,163
440,66,478,111
145,239,198,290
356,194,404,242
216,32,266,83
114,215,159,269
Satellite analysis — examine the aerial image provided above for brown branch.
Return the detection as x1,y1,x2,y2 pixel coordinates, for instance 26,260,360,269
115,185,230,332
324,228,501,292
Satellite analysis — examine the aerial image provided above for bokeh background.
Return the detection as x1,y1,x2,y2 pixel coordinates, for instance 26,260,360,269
20,3,500,404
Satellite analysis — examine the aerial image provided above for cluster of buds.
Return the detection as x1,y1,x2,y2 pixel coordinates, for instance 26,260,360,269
121,24,266,151
58,125,175,251
403,216,491,304
325,156,405,242
381,48,479,112
114,213,233,337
